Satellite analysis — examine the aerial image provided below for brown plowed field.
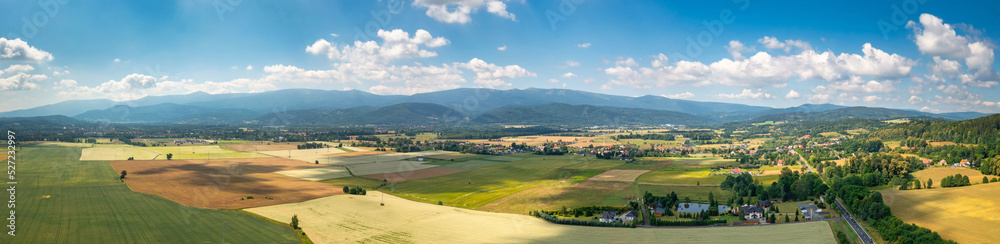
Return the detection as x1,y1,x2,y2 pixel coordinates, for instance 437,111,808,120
110,157,343,209
359,167,467,183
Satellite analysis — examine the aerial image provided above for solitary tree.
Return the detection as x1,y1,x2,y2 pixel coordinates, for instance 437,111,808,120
926,178,933,189
291,215,299,229
984,176,990,184
166,153,173,160
343,186,349,193
120,170,127,181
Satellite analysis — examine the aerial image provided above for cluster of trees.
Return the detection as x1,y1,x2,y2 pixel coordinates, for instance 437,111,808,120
981,156,1000,176
940,174,972,188
840,138,885,153
721,168,827,204
613,133,675,141
530,211,635,228
546,206,633,218
296,142,327,149
828,175,956,244
435,127,561,140
343,186,367,195
829,153,922,185
899,137,929,148
643,191,678,217
684,133,714,141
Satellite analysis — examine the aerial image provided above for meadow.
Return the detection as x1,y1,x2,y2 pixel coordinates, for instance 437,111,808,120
0,144,298,243
881,183,1000,244
248,193,836,244
636,169,728,185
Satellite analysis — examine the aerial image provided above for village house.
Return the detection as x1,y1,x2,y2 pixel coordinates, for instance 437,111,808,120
599,211,619,223
757,200,772,209
958,159,970,167
741,205,764,220
730,168,742,174
776,160,785,166
939,159,948,166
923,159,933,166
619,211,638,222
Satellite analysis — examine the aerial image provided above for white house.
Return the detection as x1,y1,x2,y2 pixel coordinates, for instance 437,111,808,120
599,211,619,223
619,210,638,222
741,205,764,220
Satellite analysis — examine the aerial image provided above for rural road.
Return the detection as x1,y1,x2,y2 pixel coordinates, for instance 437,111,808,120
835,199,875,244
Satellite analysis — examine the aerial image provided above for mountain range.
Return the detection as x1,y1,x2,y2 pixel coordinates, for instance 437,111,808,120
1,88,991,126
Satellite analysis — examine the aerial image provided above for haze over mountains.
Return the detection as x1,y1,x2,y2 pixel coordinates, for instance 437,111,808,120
2,88,990,126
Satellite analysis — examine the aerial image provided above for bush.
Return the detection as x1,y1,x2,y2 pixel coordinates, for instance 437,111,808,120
291,215,299,229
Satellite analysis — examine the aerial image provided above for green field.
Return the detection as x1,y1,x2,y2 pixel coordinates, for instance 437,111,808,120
1,144,298,243
440,159,507,170
385,154,606,208
319,176,388,189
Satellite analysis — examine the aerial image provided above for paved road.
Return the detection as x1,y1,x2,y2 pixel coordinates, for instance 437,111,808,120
835,199,875,244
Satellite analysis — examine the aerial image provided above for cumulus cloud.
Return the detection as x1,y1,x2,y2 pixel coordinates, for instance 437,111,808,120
412,0,518,24
306,29,448,64
785,90,801,99
715,89,773,99
813,76,896,94
726,40,753,60
562,60,580,68
908,96,924,104
497,45,507,51
615,57,638,67
577,43,591,48
0,64,44,91
664,92,695,99
908,13,999,88
246,65,253,70
560,72,576,78
604,43,914,89
758,36,812,52
59,74,277,101
459,58,535,88
0,38,53,62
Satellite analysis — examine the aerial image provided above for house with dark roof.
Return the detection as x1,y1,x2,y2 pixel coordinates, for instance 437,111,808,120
619,210,638,222
740,205,764,220
757,200,772,208
599,211,619,223
653,206,666,217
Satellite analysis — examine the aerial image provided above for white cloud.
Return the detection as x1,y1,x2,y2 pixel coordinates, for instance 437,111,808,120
497,45,507,51
246,65,254,70
863,95,882,102
485,0,515,21
814,76,896,94
560,72,576,78
715,89,773,100
809,93,831,103
785,90,801,99
605,43,915,89
907,14,971,58
583,77,594,84
908,96,924,104
757,36,811,52
563,60,580,68
1,64,34,75
548,78,559,83
114,58,121,63
615,57,638,67
664,92,695,99
412,0,517,24
920,106,940,113
577,43,591,48
459,58,535,88
54,79,77,89
0,38,53,62
0,73,44,91
306,29,449,64
726,40,753,60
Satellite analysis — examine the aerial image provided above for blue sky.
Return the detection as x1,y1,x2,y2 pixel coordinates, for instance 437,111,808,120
1,0,999,113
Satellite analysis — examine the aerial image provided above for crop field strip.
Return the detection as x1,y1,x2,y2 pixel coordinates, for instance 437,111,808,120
1,145,298,243
79,145,268,161
248,192,837,244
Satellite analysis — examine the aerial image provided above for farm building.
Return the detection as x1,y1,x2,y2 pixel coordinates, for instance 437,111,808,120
740,205,764,220
599,211,619,223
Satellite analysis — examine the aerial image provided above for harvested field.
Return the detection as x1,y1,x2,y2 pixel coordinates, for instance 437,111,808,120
258,147,347,158
587,169,649,182
882,183,1000,244
223,141,305,152
314,151,451,166
329,150,381,157
360,167,467,183
345,161,439,176
80,147,162,160
440,159,506,170
275,167,352,181
425,152,476,160
248,193,835,244
637,169,727,185
912,167,998,186
143,145,268,160
111,157,343,209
